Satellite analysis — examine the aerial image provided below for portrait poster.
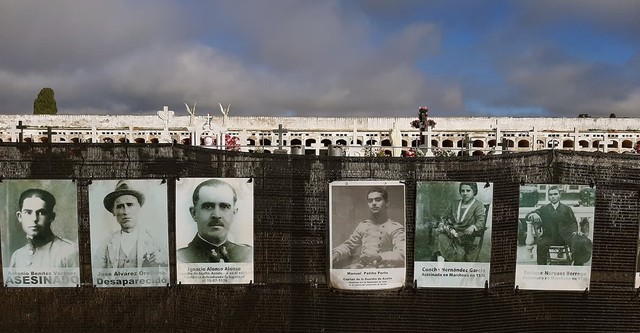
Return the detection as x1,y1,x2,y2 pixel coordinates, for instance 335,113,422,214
414,181,493,288
175,178,253,284
515,184,595,291
89,179,169,288
329,181,406,290
0,180,80,287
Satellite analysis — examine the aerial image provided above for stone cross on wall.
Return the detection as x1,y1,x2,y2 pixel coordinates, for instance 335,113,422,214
204,113,213,130
157,106,174,129
16,121,27,142
273,124,288,150
45,127,57,143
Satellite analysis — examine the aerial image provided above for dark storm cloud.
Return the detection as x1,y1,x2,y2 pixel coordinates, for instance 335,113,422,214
0,0,637,117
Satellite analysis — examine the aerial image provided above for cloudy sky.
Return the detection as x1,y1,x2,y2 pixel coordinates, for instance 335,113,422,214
1,0,639,117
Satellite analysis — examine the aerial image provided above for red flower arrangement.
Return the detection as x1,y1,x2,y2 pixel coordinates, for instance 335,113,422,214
225,133,240,151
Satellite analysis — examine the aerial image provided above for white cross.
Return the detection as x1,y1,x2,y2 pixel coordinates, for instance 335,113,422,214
157,106,174,128
204,113,213,130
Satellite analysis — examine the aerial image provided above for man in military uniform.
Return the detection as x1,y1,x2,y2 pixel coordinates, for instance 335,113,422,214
331,187,405,269
177,179,252,263
10,188,78,268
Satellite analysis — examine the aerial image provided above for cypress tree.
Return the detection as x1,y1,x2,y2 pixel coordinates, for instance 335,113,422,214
33,87,58,114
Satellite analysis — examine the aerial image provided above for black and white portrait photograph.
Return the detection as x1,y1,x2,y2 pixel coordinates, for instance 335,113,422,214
176,178,253,284
89,179,169,288
515,184,595,291
0,180,80,287
414,181,493,288
329,180,406,290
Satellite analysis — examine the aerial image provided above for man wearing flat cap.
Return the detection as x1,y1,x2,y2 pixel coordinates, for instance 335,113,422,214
93,180,168,269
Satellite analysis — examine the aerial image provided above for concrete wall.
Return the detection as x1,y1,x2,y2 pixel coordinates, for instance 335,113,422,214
2,114,640,157
2,114,640,131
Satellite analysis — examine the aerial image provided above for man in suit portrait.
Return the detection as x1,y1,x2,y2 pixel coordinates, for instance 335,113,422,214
93,180,168,269
525,186,586,265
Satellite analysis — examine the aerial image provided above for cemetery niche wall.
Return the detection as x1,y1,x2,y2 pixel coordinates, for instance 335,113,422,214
0,143,639,332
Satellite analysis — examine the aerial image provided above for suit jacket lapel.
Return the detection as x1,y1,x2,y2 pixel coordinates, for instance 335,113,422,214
107,232,120,270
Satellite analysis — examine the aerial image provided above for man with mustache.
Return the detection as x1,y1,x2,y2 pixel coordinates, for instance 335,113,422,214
10,188,78,268
177,179,252,263
94,180,167,269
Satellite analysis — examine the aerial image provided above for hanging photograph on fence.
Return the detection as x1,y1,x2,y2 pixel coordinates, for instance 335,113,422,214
176,178,254,284
414,181,493,288
515,184,595,291
89,179,169,288
329,181,406,290
1,180,80,287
